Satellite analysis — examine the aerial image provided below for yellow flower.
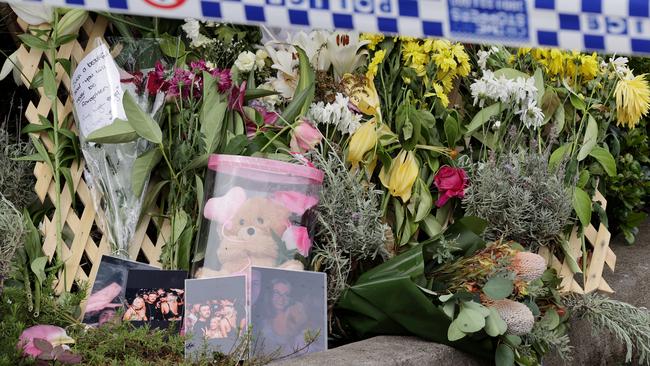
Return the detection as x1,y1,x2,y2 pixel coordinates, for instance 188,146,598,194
347,118,378,168
341,73,381,117
366,49,386,79
431,39,451,52
379,149,419,202
433,52,457,72
457,59,471,77
402,41,425,63
361,33,384,51
615,74,650,129
433,83,449,107
437,72,455,92
517,48,531,57
579,53,599,80
545,49,565,76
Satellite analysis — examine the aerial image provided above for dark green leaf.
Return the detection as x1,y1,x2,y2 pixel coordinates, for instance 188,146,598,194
86,119,138,143
589,146,616,176
573,187,592,227
60,167,76,206
131,148,162,197
30,136,53,172
444,115,461,146
280,85,314,125
495,344,515,366
244,88,279,102
577,115,598,161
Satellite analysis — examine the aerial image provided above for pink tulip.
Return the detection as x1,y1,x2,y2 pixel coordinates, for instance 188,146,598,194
84,282,123,314
271,191,319,215
290,120,322,153
281,225,312,256
18,325,75,357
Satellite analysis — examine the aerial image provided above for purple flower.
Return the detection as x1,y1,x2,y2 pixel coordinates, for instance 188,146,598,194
211,68,232,93
145,61,169,96
190,60,207,73
168,68,198,99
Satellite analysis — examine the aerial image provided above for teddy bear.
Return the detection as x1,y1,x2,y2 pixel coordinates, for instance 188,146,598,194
195,187,318,278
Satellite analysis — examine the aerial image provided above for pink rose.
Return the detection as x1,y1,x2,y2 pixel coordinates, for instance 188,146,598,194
433,166,468,207
290,120,322,153
18,325,75,357
281,225,312,256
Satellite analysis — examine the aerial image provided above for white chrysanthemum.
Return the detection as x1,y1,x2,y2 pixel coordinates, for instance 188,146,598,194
307,93,362,134
181,18,214,48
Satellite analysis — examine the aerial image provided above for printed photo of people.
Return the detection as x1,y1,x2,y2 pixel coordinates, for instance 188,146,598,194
251,267,327,358
82,255,158,327
184,275,247,359
123,269,187,330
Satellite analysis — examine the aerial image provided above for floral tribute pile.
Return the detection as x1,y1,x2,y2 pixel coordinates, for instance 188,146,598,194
1,6,650,366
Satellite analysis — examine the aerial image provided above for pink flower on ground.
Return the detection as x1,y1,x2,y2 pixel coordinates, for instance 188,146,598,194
18,325,75,357
281,225,312,256
290,120,322,153
433,166,468,207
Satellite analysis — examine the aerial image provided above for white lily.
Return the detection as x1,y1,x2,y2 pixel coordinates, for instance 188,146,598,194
0,50,24,86
10,3,54,25
288,30,331,71
326,32,369,80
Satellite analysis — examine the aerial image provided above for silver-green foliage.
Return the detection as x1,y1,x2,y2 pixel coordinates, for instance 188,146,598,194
0,195,25,282
524,321,574,364
0,127,35,209
566,293,650,365
311,149,389,303
463,149,573,249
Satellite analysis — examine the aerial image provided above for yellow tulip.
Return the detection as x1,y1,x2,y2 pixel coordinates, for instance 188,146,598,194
347,118,378,168
379,150,419,202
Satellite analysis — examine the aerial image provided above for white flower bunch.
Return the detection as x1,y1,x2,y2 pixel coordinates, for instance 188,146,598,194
477,46,500,71
181,18,214,48
307,93,362,135
470,70,544,129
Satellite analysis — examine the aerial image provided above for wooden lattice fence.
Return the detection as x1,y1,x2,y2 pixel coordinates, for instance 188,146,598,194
15,15,168,295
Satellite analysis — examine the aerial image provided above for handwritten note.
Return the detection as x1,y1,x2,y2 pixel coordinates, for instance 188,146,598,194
72,43,125,138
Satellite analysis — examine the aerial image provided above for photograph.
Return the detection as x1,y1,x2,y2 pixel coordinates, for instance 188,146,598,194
184,275,248,359
82,255,158,327
123,269,187,330
250,267,327,359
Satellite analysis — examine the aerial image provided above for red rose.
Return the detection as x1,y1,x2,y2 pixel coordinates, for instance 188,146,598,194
433,166,468,207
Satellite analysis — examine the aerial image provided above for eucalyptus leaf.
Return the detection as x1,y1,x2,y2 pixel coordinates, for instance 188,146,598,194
443,302,456,319
485,307,508,336
466,103,501,133
455,307,486,333
577,115,598,161
86,119,138,143
573,187,592,227
447,320,467,341
495,344,515,366
131,148,162,197
589,146,616,176
540,308,560,330
463,301,490,317
123,92,162,144
483,276,514,300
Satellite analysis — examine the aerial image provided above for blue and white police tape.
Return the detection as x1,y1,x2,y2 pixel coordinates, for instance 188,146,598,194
5,0,650,55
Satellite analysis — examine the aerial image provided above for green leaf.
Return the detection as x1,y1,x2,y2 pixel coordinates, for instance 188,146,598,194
18,34,49,50
30,256,48,285
123,92,162,144
495,344,515,366
30,135,53,172
455,307,486,333
485,307,508,336
549,143,571,169
60,167,76,206
570,93,586,111
540,309,560,330
589,146,617,176
421,214,443,237
195,175,204,221
573,187,592,227
577,169,590,188
244,88,280,102
200,72,227,153
442,302,456,319
171,209,189,245
293,46,315,116
504,335,522,347
444,115,461,146
447,320,467,341
560,239,581,273
131,148,162,197
494,68,529,80
142,180,169,216
414,179,432,222
577,115,598,161
483,276,514,300
466,103,501,133
280,85,314,125
159,34,186,58
86,119,138,143
176,226,193,271
533,68,544,105
42,63,57,100
554,102,566,133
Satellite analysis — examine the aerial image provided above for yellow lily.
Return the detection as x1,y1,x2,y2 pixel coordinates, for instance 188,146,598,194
347,118,378,168
341,73,381,119
379,150,419,202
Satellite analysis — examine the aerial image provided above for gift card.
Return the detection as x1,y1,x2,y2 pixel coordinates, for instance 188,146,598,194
82,255,158,327
250,267,327,358
184,275,248,360
122,269,187,331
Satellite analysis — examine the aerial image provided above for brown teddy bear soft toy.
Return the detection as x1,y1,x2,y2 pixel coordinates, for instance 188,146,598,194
196,187,306,278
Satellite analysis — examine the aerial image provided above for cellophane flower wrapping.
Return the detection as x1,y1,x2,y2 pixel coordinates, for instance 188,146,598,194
193,155,323,278
71,39,166,257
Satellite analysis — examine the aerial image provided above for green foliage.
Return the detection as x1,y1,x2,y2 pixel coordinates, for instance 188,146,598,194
0,196,25,284
0,127,35,209
565,293,650,365
463,147,574,249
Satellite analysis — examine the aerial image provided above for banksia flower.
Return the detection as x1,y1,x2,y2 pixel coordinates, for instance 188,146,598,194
511,252,547,282
615,74,650,129
491,299,535,336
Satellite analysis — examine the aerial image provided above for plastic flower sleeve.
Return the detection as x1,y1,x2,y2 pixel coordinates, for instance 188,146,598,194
71,39,166,257
193,155,323,278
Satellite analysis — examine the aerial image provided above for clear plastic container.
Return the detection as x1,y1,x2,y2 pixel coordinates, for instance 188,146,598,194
193,155,323,278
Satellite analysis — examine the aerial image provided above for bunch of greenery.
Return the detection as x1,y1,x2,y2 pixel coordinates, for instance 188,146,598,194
310,148,389,304
463,146,573,249
565,293,650,365
0,195,24,289
0,126,35,209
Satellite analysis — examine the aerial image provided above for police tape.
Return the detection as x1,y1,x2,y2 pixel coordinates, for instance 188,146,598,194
5,0,650,55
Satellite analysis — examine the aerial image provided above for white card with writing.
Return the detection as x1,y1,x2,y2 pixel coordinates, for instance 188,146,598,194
71,42,125,139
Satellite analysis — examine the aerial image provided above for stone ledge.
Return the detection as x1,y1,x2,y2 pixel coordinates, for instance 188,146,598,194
276,219,650,366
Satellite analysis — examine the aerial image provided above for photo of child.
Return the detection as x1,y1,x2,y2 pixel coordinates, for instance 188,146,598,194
184,275,247,359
